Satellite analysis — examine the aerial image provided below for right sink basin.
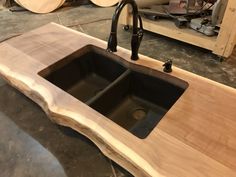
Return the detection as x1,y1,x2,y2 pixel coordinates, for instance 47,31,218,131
39,45,188,139
90,70,188,139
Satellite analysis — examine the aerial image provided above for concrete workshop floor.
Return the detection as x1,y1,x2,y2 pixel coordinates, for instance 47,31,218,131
0,4,236,177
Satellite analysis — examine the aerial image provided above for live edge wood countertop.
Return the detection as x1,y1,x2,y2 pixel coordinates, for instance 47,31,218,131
0,23,236,177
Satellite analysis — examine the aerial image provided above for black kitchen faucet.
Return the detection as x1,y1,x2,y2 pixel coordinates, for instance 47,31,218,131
107,0,144,60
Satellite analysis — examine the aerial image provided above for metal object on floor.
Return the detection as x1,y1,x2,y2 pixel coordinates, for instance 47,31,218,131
190,17,216,36
211,0,228,26
174,17,189,28
189,0,227,36
138,0,227,35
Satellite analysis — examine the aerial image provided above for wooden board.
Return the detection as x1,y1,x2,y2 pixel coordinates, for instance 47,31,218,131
213,0,236,57
90,0,119,7
57,0,65,8
0,23,236,177
16,0,62,13
138,18,217,51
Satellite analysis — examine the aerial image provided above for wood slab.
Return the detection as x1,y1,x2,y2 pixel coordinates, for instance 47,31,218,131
16,0,62,13
55,0,65,9
0,23,236,177
90,0,119,7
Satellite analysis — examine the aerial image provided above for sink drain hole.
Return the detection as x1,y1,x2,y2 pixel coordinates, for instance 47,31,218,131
131,108,147,120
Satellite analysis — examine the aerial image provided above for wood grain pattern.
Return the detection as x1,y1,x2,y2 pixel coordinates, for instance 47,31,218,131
214,0,236,57
16,0,62,13
0,23,236,177
90,0,119,7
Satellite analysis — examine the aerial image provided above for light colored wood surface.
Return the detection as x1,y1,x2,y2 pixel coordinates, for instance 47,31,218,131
0,23,236,177
57,0,65,8
136,17,217,51
120,0,236,58
213,0,236,57
16,0,62,13
90,0,119,7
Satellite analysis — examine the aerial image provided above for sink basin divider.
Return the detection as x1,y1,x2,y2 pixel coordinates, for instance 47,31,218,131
85,69,131,106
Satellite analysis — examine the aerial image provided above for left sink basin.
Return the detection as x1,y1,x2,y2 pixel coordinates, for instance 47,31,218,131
39,45,127,103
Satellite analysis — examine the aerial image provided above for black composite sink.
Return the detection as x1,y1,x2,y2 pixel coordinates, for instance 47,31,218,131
89,70,188,138
39,45,188,139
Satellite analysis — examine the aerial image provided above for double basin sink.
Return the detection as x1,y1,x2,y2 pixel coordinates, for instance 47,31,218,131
39,45,188,139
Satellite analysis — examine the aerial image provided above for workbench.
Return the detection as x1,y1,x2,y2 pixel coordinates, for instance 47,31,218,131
120,0,236,58
0,23,236,177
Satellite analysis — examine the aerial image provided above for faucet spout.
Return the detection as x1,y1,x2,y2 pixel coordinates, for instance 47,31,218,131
107,0,143,60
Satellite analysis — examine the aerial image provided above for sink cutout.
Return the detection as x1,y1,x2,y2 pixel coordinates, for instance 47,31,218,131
90,71,188,139
39,45,188,139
